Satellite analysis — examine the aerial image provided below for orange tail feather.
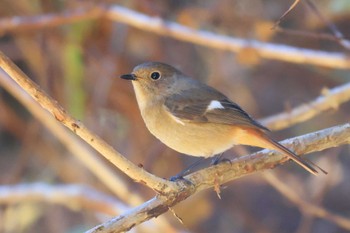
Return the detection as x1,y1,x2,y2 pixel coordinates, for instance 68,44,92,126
233,128,323,175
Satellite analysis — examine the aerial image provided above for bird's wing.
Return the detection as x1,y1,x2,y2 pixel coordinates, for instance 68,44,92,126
163,86,269,131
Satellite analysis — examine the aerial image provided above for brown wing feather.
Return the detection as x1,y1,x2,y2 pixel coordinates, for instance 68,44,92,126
164,86,268,131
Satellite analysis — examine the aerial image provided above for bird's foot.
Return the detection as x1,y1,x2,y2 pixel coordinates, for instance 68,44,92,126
169,174,194,187
211,153,231,165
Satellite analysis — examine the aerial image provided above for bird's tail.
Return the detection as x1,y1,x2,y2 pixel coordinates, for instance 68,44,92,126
235,128,326,175
265,137,325,175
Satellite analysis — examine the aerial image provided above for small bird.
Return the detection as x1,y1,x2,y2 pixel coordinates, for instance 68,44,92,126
120,62,320,175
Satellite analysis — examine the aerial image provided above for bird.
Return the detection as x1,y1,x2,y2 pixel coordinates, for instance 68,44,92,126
120,61,322,175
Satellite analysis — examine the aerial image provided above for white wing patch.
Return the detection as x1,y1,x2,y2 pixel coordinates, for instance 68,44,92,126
169,112,186,125
206,100,225,111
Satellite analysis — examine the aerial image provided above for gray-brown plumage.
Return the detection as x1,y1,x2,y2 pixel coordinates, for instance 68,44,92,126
120,62,321,175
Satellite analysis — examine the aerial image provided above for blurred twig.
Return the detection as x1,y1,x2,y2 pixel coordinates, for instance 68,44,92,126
102,5,350,69
273,0,302,29
274,0,350,50
0,5,349,69
263,172,350,230
0,183,127,216
0,50,177,194
87,123,350,233
0,6,105,34
0,183,182,233
275,27,348,44
304,0,350,50
260,82,350,130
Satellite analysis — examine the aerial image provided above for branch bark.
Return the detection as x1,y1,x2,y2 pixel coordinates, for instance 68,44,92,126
87,123,350,232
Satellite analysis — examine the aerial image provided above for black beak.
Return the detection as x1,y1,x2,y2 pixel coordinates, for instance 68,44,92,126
120,73,137,80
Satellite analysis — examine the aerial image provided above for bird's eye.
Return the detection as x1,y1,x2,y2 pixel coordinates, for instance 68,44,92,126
150,71,161,80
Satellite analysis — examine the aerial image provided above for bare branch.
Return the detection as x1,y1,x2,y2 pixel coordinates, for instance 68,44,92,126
0,50,177,193
0,183,184,232
0,183,127,216
0,6,105,34
260,82,350,130
87,123,350,232
0,5,349,69
264,172,350,230
105,5,350,69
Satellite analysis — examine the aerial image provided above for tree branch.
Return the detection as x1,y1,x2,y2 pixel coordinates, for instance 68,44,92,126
260,82,350,130
0,72,182,233
264,172,350,230
0,50,178,194
0,5,349,69
1,5,349,232
0,6,105,33
0,183,184,232
0,70,143,204
87,123,350,233
0,183,127,216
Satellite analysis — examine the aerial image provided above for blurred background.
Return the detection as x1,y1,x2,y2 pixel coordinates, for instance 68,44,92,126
0,0,350,233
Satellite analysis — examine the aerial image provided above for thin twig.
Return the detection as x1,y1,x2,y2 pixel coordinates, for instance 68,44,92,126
0,50,177,194
274,0,350,51
304,0,350,50
87,123,350,233
273,0,302,29
260,83,350,130
275,27,350,44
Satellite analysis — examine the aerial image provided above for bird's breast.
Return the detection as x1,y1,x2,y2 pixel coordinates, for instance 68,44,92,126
140,104,237,157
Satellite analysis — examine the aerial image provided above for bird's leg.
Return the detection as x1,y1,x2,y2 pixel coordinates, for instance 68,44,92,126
169,157,206,181
210,153,232,165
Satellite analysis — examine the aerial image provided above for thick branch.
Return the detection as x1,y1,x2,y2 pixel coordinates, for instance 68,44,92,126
87,123,350,233
0,50,177,193
0,5,349,69
260,82,350,130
